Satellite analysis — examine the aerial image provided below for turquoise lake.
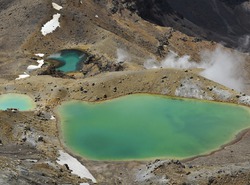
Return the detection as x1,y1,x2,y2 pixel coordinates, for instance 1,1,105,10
0,93,35,111
48,49,88,73
57,94,250,160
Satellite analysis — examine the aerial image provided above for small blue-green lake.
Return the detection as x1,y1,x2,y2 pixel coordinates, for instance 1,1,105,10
57,94,250,160
48,49,88,73
0,93,35,111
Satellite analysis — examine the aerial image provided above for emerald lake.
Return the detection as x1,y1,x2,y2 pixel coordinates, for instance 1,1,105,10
48,49,88,73
57,94,250,160
0,93,35,111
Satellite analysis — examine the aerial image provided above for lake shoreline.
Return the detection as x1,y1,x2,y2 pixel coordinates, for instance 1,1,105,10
56,93,250,161
47,49,89,73
182,127,250,163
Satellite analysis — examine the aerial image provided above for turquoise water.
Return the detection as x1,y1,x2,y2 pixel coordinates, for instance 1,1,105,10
0,93,35,111
57,94,250,160
48,49,88,73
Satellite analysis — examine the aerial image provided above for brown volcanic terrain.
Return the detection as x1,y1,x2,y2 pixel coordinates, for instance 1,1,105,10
1,0,250,184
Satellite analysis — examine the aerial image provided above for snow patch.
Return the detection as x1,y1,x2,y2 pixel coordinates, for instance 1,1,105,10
27,59,44,71
52,2,63,11
41,13,61,36
50,115,56,120
57,150,97,183
37,59,44,65
15,72,30,80
35,53,45,57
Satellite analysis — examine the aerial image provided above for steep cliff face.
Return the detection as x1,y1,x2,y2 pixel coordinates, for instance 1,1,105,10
134,0,250,51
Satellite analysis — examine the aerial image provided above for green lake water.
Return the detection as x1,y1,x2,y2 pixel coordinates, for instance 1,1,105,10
0,93,35,111
48,49,88,73
57,94,250,160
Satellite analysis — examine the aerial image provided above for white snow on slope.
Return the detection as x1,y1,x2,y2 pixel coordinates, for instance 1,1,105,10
41,13,61,36
57,150,97,183
27,59,44,71
15,72,30,80
52,2,63,11
35,53,45,57
50,115,56,120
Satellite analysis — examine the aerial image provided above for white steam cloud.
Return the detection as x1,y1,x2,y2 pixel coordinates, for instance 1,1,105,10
238,34,250,51
144,46,245,92
200,47,244,91
116,49,131,63
241,2,250,12
144,51,203,69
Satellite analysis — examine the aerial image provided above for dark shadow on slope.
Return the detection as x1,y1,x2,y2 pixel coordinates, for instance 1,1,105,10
135,0,250,52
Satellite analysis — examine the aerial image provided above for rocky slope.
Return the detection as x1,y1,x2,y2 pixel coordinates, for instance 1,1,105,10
134,0,250,51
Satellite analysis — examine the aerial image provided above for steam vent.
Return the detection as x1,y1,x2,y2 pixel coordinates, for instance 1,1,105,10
1,0,250,184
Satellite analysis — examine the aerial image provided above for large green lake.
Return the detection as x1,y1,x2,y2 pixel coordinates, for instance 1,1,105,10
48,49,88,73
57,94,250,160
0,93,35,111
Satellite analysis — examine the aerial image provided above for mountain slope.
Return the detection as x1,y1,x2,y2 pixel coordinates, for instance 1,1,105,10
135,0,250,51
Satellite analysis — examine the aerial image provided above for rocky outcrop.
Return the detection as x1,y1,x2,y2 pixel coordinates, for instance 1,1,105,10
129,0,250,51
